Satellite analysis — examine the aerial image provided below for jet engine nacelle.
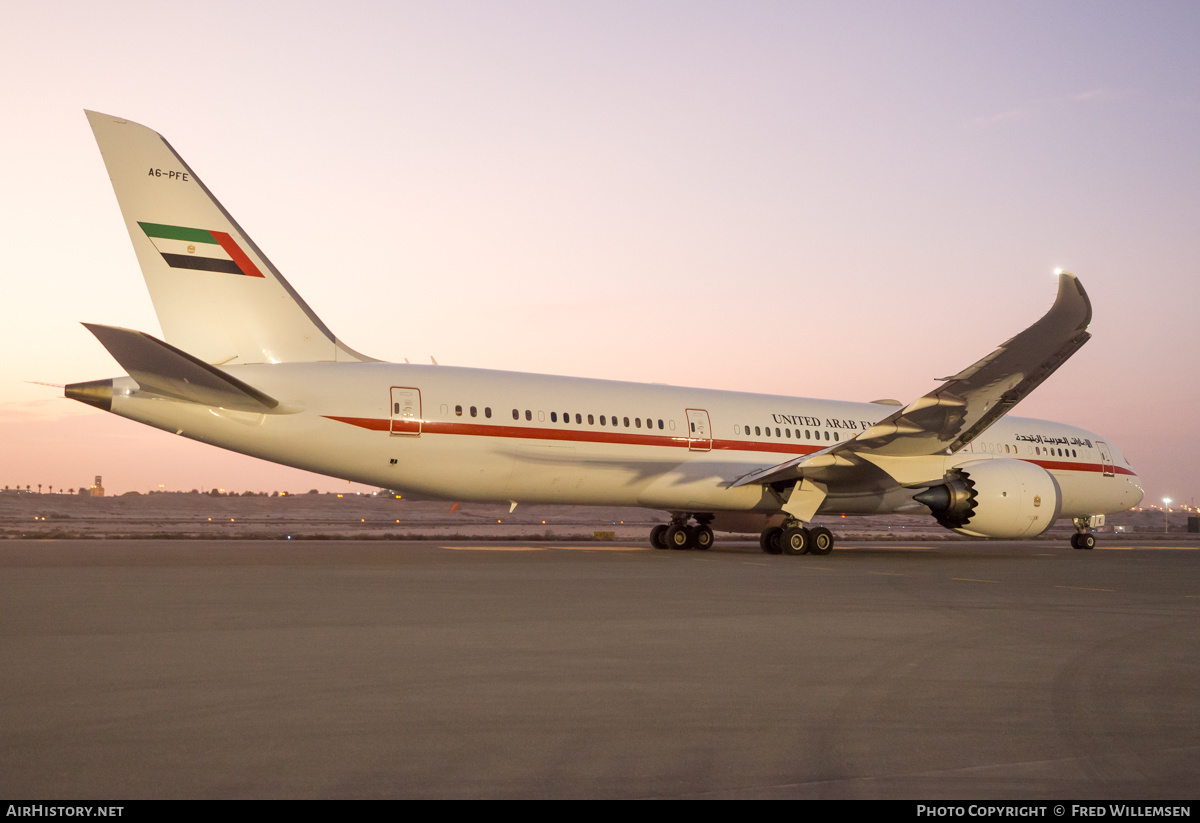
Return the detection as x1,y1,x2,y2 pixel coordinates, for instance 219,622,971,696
914,458,1062,539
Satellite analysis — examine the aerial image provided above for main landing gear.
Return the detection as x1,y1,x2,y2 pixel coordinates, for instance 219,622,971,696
650,514,714,551
760,521,835,556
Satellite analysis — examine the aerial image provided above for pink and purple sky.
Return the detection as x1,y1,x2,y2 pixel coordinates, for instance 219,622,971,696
2,1,1197,504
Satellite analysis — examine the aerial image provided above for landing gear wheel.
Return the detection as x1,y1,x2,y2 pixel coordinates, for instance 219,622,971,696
808,526,834,555
781,525,811,556
1072,533,1095,550
650,524,668,550
666,524,692,550
760,526,783,555
693,525,714,550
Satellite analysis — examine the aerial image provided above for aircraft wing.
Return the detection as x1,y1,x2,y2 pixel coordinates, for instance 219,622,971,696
81,323,284,413
731,273,1092,488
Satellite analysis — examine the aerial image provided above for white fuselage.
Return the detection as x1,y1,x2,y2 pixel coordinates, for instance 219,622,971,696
104,361,1144,527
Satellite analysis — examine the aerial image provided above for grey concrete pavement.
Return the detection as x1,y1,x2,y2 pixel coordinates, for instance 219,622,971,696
2,539,1197,798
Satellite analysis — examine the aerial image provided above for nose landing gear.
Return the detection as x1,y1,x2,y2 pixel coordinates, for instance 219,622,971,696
1071,515,1100,550
1070,533,1096,550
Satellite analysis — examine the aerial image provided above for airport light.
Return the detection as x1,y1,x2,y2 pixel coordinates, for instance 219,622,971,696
1163,498,1172,533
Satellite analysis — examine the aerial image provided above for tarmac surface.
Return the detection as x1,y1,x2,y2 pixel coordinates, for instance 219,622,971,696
2,537,1198,799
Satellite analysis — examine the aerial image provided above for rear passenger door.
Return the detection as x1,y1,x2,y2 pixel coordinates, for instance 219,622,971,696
390,387,422,436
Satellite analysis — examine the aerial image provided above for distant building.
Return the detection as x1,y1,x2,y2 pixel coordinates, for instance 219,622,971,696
89,476,105,497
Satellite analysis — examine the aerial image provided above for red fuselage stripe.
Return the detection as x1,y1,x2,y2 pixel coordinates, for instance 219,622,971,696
323,416,810,453
322,415,1136,475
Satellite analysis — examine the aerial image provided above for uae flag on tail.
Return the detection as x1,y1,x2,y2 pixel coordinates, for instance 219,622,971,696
137,222,264,278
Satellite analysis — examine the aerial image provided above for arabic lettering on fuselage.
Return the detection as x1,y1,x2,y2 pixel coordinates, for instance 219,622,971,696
1015,433,1092,448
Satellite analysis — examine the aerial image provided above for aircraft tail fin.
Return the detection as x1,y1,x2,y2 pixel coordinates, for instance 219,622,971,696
85,110,372,366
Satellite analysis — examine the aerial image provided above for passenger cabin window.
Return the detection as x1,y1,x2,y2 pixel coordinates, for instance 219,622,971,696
485,407,492,419
588,414,594,425
551,412,558,422
525,410,532,421
512,409,519,420
470,406,477,418
455,405,462,416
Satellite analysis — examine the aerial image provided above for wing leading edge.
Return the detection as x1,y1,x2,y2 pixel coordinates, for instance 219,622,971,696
732,272,1092,489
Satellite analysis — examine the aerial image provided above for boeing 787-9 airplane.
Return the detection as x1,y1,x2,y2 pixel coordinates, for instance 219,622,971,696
66,111,1143,554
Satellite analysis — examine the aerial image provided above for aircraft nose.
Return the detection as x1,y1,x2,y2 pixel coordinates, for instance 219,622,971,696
1128,475,1145,507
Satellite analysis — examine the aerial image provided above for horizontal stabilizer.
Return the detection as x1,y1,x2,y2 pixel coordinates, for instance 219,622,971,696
81,323,282,413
